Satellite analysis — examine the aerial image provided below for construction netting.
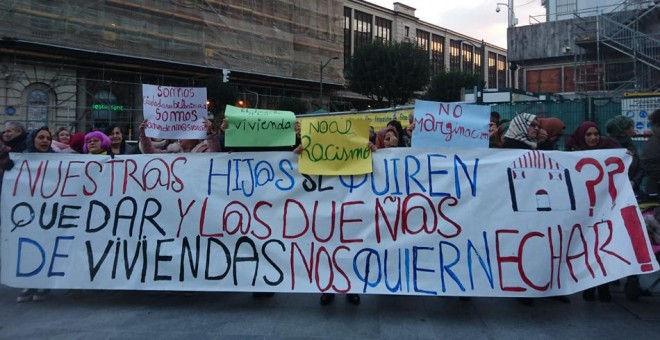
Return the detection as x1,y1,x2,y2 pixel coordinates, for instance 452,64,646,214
0,0,345,83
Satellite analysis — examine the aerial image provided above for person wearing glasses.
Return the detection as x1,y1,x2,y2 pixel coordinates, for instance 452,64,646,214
502,113,546,150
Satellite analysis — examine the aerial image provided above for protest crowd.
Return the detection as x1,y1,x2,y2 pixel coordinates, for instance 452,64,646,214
1,104,659,307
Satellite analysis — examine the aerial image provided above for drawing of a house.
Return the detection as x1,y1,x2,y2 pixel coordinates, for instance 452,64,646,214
507,150,576,212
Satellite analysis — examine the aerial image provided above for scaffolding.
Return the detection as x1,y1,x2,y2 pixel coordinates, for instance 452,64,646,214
573,0,660,94
0,0,345,84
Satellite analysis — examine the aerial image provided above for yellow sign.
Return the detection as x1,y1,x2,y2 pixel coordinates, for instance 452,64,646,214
301,109,413,131
298,117,372,175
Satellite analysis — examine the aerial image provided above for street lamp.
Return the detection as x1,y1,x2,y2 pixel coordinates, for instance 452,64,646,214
245,89,259,109
496,1,517,89
496,1,518,27
319,57,339,111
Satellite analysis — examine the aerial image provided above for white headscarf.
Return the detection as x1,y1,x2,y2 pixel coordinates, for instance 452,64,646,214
504,112,538,149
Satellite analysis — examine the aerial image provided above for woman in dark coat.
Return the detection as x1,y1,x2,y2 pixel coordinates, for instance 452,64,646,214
606,115,643,194
565,121,619,151
2,121,28,153
567,121,620,302
16,126,55,302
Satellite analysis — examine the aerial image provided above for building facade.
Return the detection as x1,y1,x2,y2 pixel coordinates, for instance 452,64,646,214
342,2,509,91
508,0,659,97
0,0,507,138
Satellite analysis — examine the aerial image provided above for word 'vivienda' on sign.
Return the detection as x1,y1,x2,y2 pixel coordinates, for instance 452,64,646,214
142,84,208,140
224,105,296,147
298,117,372,176
1,149,657,296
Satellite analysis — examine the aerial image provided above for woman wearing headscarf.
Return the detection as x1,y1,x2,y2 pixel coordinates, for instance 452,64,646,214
537,117,566,150
376,126,400,149
502,113,545,150
565,121,619,151
606,115,643,194
387,120,409,147
501,113,566,306
566,121,620,302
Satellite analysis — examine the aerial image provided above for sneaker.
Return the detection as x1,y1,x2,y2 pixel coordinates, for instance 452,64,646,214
624,278,641,301
17,288,36,303
582,288,596,301
319,293,335,306
32,289,50,302
346,294,360,306
66,290,85,299
252,292,275,299
551,295,571,303
597,285,611,302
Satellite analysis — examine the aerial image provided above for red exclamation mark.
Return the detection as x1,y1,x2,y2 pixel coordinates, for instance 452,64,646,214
620,205,654,272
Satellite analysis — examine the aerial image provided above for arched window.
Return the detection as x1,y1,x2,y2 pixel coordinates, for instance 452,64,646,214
26,87,51,130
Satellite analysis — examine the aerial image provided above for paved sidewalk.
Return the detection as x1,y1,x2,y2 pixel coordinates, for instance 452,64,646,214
0,276,659,339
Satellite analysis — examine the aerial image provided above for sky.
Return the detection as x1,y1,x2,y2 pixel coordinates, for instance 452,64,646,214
365,0,547,48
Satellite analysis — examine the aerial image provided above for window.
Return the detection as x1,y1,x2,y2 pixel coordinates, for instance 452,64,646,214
474,46,483,77
404,26,410,38
449,39,462,72
375,17,391,43
488,52,497,88
431,34,445,76
497,54,507,88
344,7,352,64
353,10,372,50
416,29,430,52
556,0,577,16
26,87,50,130
462,43,473,73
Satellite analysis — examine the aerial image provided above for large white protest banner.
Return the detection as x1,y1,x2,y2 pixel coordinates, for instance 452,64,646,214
142,84,207,139
1,148,657,297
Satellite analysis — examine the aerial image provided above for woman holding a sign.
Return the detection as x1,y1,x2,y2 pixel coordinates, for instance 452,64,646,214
567,121,621,302
565,121,619,151
15,126,55,302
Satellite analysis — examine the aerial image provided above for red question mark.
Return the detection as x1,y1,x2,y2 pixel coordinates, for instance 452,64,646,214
575,158,604,217
605,157,625,209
